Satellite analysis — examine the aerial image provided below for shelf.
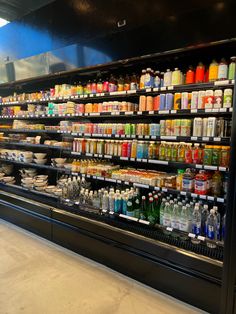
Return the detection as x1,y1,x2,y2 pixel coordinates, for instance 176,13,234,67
69,152,229,172
0,141,71,150
0,107,232,120
1,80,234,106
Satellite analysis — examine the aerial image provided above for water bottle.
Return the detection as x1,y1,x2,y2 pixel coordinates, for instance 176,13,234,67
206,209,217,240
192,205,202,235
109,192,115,212
102,191,109,212
222,213,226,242
171,204,180,229
163,202,171,227
186,203,193,232
201,204,209,236
179,206,189,232
213,206,221,240
159,198,166,225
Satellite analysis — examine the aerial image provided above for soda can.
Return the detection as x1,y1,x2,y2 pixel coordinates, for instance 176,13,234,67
223,89,233,108
204,90,214,109
191,91,198,109
160,120,166,136
165,120,172,135
174,119,181,136
139,96,146,111
159,94,166,110
165,93,174,110
198,90,206,109
174,93,181,110
153,95,160,110
193,118,203,137
130,123,136,135
214,89,223,108
125,123,131,136
181,92,189,109
171,119,175,135
202,118,208,136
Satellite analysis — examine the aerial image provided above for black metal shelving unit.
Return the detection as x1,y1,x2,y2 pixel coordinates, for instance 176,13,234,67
0,40,236,314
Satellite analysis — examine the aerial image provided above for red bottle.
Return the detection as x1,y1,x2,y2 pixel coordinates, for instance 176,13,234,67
195,62,205,83
186,67,195,84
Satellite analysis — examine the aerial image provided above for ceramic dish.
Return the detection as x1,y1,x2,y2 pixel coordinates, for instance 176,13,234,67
34,153,47,159
34,159,47,165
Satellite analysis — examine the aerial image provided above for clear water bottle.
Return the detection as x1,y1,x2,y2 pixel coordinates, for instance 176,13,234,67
179,206,189,232
222,213,226,242
206,209,217,248
186,203,193,232
171,204,180,229
192,205,202,235
163,202,171,227
102,191,109,212
159,198,166,225
201,204,209,236
213,206,221,240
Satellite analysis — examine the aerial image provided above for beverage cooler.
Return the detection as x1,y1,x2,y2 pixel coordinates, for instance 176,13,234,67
0,39,236,314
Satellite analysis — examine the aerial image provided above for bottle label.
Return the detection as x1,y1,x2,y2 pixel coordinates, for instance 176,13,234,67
179,220,188,232
192,224,201,235
207,225,215,239
126,210,135,217
163,217,171,227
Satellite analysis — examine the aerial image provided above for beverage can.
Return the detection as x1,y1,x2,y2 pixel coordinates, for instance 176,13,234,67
174,93,181,110
160,120,166,136
197,91,205,109
153,95,160,110
191,91,198,109
181,92,189,109
214,90,223,108
146,96,154,111
159,94,166,110
193,118,203,137
223,89,233,108
165,120,172,135
165,93,174,110
139,95,146,111
174,119,181,136
204,90,214,109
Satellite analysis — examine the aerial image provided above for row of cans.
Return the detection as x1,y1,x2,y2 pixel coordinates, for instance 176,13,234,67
160,119,192,137
193,117,231,137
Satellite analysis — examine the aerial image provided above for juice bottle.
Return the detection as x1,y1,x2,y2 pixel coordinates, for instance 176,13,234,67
195,170,208,195
165,142,172,161
211,171,222,196
86,80,92,94
159,142,166,160
117,76,124,91
220,146,230,167
164,69,172,87
171,143,178,161
76,81,84,95
212,146,221,166
124,74,130,91
186,66,195,84
177,142,186,162
103,78,109,92
192,144,202,164
195,62,205,83
144,68,154,88
171,68,181,85
176,169,185,190
209,60,219,82
218,58,228,80
185,143,193,163
203,145,213,165
140,70,146,89
97,79,103,93
228,56,236,80
91,80,97,94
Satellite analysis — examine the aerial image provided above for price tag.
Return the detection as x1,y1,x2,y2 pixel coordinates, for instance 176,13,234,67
207,196,214,201
217,198,225,203
168,86,174,90
133,183,149,189
84,113,89,116
219,167,227,171
212,108,219,112
197,236,205,241
153,87,159,92
199,195,207,199
148,110,154,115
213,137,221,142
180,191,187,196
204,165,217,170
125,111,133,115
214,80,229,86
195,164,202,169
86,153,93,157
142,159,148,162
191,193,198,198
139,219,150,225
148,159,168,165
106,178,116,183
160,87,166,91
98,154,103,158
116,91,126,95
115,134,120,138
154,187,160,191
219,108,227,112
104,155,112,159
161,136,176,140
117,180,121,184
205,109,212,113
130,158,135,161
202,137,209,141
137,111,143,115
137,158,142,162
159,110,169,114
83,95,88,98
94,154,98,157
188,233,196,238
229,107,233,112
90,112,100,116
120,157,129,161
162,188,168,192
145,88,152,92
191,109,197,113
102,209,107,213
119,214,138,222
92,175,97,179
124,181,130,185
97,176,104,181
170,110,177,114
191,136,198,141
166,227,173,232
89,94,94,97
127,90,136,94
120,134,125,138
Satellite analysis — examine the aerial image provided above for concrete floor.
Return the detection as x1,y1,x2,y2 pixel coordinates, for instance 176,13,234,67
0,219,207,314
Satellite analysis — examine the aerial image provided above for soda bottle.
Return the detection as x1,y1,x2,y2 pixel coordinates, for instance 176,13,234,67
133,192,140,218
171,203,180,229
201,204,209,236
147,197,156,224
213,206,221,240
179,206,189,231
153,194,160,222
140,196,147,220
159,198,166,224
126,194,134,217
206,209,217,240
163,202,171,227
192,205,201,235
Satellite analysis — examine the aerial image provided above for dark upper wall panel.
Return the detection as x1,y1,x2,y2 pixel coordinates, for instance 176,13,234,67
0,0,235,62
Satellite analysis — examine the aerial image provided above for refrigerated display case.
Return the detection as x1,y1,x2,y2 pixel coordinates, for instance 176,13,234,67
0,39,236,314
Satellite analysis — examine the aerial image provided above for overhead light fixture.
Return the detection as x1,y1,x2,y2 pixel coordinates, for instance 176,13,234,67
0,18,9,28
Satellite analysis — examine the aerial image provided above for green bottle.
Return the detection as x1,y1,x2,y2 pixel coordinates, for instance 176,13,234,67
147,197,156,224
140,196,147,220
228,56,236,80
153,194,160,222
133,192,140,218
126,194,134,217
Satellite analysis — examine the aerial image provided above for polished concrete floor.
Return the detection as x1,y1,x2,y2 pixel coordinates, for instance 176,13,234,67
0,219,206,314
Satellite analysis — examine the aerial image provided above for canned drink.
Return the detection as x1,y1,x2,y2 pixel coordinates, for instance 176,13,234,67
159,94,166,110
214,90,223,109
193,118,203,137
191,91,198,109
165,93,174,110
139,96,146,111
130,124,136,135
166,120,172,135
198,91,206,109
146,96,154,111
215,118,224,137
125,124,131,136
174,93,181,110
223,89,233,108
174,119,181,136
171,120,175,135
181,92,189,109
160,120,166,136
153,95,160,110
204,90,214,109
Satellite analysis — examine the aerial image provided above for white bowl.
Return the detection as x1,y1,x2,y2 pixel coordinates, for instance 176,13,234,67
34,153,47,159
34,180,47,187
2,176,15,183
22,178,35,184
53,158,66,164
35,175,48,180
34,159,47,165
45,185,57,193
34,186,46,191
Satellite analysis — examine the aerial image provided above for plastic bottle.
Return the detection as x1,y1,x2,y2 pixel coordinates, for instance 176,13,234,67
117,76,124,91
186,66,195,84
164,69,172,87
154,71,161,88
171,203,180,229
163,202,171,227
114,192,122,213
209,60,219,82
218,58,228,80
192,205,202,235
140,70,146,89
206,209,217,240
159,198,166,224
211,171,222,196
126,194,134,217
213,206,221,240
179,206,189,231
124,74,130,91
201,204,209,236
195,170,208,195
102,191,109,212
186,203,193,232
145,68,154,88
228,56,236,80
108,191,115,212
130,73,138,90
195,62,205,83
192,144,202,164
176,169,185,190
171,68,181,86
140,195,147,220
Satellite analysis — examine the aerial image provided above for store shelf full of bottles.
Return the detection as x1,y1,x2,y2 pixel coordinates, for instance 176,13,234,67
0,42,235,262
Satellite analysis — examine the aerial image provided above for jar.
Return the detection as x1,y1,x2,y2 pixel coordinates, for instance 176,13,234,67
182,169,194,192
220,146,230,167
194,171,208,195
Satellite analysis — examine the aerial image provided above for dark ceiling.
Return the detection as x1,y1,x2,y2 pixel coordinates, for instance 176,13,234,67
0,0,55,21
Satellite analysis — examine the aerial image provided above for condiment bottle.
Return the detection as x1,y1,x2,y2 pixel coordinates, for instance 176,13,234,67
140,70,146,89
124,74,130,91
195,62,205,83
228,56,236,80
186,66,195,84
209,60,219,82
144,68,154,88
130,73,138,90
218,58,228,80
117,76,124,91
171,68,181,86
97,79,103,93
164,69,172,87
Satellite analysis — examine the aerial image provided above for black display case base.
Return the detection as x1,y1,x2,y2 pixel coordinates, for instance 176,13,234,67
0,191,222,313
